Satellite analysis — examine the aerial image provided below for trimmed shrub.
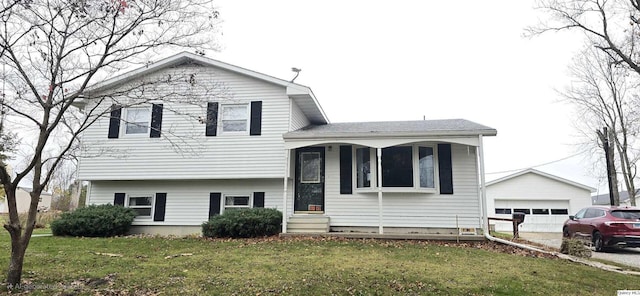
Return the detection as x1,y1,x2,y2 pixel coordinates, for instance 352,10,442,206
202,208,282,238
560,238,592,258
51,204,136,237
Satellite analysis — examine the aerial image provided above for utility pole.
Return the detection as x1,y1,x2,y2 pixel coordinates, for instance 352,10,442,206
598,127,620,206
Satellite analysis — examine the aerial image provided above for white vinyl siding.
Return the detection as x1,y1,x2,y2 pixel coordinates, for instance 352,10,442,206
88,179,283,226
78,64,290,180
290,100,310,131
318,143,481,229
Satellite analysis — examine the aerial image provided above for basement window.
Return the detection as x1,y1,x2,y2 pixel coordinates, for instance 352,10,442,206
224,195,250,212
127,195,153,218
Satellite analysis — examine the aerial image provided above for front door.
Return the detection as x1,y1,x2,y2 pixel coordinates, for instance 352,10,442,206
294,147,325,213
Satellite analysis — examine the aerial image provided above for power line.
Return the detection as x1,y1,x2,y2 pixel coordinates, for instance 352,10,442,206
486,150,588,175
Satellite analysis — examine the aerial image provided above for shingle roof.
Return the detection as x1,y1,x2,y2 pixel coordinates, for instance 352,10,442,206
592,191,639,205
283,119,497,139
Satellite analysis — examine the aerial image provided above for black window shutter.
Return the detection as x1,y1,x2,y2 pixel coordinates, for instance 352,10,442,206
339,145,353,194
250,101,262,136
438,144,454,195
108,104,122,139
253,192,265,208
114,193,125,206
153,193,167,221
150,103,163,138
209,192,222,218
206,102,218,136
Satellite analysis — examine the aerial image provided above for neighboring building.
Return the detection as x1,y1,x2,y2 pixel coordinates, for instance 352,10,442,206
75,52,497,236
0,187,52,213
486,169,595,233
592,191,640,206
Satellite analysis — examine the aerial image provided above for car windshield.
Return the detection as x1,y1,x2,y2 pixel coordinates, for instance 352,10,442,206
611,210,640,220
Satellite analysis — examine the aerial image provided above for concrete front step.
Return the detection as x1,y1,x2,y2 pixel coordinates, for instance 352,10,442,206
287,215,330,233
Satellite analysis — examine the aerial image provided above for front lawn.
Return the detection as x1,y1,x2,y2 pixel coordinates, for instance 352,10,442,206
0,235,635,295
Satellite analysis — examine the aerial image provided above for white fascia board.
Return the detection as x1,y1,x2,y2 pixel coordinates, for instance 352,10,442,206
283,136,481,150
287,86,330,124
77,51,313,99
284,129,497,140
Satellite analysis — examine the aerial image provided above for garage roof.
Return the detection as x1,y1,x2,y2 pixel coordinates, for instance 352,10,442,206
486,168,595,192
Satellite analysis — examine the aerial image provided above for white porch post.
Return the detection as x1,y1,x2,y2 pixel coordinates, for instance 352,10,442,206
282,149,290,234
477,135,488,233
377,147,383,234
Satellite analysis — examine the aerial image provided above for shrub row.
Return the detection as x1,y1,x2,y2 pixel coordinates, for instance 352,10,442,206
202,208,282,238
51,204,136,237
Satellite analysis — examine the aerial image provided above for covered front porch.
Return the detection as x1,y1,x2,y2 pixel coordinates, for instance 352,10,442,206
279,120,497,237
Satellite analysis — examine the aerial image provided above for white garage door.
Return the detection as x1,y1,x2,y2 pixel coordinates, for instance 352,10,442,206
493,200,570,233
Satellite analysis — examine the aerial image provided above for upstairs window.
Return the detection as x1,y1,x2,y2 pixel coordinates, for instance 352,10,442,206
125,107,151,135
221,104,249,133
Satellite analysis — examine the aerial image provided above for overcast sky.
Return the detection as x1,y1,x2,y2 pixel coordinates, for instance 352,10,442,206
208,0,605,192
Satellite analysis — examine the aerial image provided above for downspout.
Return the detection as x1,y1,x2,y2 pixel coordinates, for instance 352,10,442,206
282,149,290,234
477,134,550,253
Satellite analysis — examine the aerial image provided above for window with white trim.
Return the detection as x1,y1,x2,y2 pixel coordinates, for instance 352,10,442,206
127,195,153,218
221,104,249,133
382,146,413,187
354,145,436,190
224,194,251,211
356,147,371,188
124,107,151,135
418,147,435,188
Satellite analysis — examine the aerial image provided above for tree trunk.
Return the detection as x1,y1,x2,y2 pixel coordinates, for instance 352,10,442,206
2,186,38,285
6,237,25,285
608,131,621,206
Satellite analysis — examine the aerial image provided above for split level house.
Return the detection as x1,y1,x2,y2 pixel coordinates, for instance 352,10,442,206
75,52,497,236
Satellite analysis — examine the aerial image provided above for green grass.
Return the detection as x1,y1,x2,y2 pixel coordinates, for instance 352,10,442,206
0,235,635,295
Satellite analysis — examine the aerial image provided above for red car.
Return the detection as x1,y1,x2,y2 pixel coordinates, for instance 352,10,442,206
563,206,640,252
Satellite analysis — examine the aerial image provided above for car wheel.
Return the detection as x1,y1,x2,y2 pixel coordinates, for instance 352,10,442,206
563,227,571,238
593,231,605,252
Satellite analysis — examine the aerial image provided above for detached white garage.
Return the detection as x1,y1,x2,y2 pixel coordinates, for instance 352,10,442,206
486,169,594,233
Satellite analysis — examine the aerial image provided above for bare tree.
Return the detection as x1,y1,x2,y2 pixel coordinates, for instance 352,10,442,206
0,0,221,285
529,0,640,76
563,46,640,205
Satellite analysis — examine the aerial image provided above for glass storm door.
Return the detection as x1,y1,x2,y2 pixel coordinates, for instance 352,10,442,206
294,147,325,213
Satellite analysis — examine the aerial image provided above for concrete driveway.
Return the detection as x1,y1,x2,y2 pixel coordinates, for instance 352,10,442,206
519,232,640,269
